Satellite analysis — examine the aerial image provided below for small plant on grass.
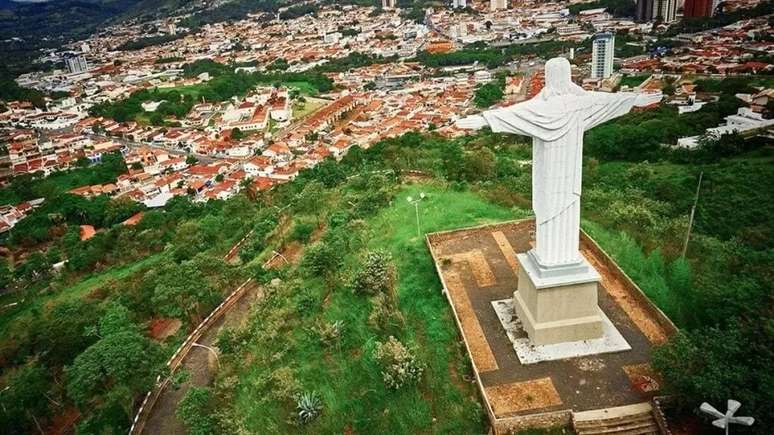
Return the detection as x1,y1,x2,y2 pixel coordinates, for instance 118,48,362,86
295,391,323,424
374,336,424,390
269,367,300,401
368,292,404,331
317,320,344,345
351,249,396,295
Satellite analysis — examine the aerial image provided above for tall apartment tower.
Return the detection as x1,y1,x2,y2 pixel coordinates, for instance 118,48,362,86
453,0,467,8
65,55,89,74
591,32,615,79
683,0,714,17
490,0,507,11
382,0,396,9
635,0,677,23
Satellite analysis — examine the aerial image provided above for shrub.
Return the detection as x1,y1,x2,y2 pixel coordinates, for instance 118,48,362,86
295,391,323,424
269,367,300,401
176,387,217,435
301,241,340,279
351,249,396,295
374,336,424,390
316,320,343,345
290,222,315,243
368,292,404,331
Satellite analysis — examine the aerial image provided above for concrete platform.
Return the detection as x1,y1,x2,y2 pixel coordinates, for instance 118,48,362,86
492,298,631,364
426,220,677,433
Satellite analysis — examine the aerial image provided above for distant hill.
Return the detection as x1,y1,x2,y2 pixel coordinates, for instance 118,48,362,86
0,0,198,41
0,0,200,73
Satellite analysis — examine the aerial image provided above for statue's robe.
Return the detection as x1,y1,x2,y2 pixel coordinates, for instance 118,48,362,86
481,91,638,266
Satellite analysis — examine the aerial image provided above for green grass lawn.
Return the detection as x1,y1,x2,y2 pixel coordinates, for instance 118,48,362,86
285,81,320,96
619,75,649,88
225,183,521,434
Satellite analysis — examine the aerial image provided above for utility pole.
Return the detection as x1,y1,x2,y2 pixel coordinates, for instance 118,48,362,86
682,171,703,258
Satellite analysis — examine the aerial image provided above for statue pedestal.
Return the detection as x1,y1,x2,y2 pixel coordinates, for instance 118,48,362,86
513,250,604,346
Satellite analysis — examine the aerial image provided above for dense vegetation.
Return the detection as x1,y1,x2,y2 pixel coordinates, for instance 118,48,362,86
89,59,333,123
417,39,589,69
0,192,256,433
0,152,127,206
474,74,506,108
117,32,189,51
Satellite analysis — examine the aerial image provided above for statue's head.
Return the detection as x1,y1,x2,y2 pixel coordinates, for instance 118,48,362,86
541,57,586,100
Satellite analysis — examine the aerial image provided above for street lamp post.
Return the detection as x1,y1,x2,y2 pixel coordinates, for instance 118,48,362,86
407,193,426,238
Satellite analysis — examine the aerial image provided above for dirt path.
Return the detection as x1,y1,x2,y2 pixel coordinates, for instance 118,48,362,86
140,283,262,435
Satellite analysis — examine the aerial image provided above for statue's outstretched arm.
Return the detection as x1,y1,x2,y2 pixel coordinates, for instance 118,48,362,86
457,100,569,141
583,91,662,131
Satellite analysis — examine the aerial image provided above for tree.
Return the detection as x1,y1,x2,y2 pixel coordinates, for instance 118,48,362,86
66,330,165,410
171,220,210,262
149,260,219,322
231,127,245,140
186,154,199,165
474,80,505,108
0,361,51,434
462,147,496,182
0,257,13,290
301,241,340,281
294,181,326,219
104,196,143,226
65,304,165,426
34,299,101,366
652,321,774,434
177,387,217,435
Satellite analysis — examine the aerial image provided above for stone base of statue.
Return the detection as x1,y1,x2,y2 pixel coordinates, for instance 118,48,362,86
513,250,604,346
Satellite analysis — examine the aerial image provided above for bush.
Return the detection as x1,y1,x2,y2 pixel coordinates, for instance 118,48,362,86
301,241,340,279
295,391,323,424
373,336,424,390
290,222,315,243
368,292,404,331
176,387,217,435
350,249,396,295
652,322,773,433
316,320,343,346
269,367,300,402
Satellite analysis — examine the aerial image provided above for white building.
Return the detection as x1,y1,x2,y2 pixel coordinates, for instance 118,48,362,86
491,0,507,11
382,0,396,9
636,0,677,23
453,0,467,8
65,55,89,74
591,32,615,80
676,107,774,149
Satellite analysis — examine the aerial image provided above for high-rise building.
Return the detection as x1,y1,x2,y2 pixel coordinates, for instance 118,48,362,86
65,55,89,74
452,0,467,8
382,0,396,9
683,0,714,17
490,0,507,12
591,32,615,80
635,0,677,23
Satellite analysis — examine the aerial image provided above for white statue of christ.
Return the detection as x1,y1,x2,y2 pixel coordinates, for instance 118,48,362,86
457,58,661,269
